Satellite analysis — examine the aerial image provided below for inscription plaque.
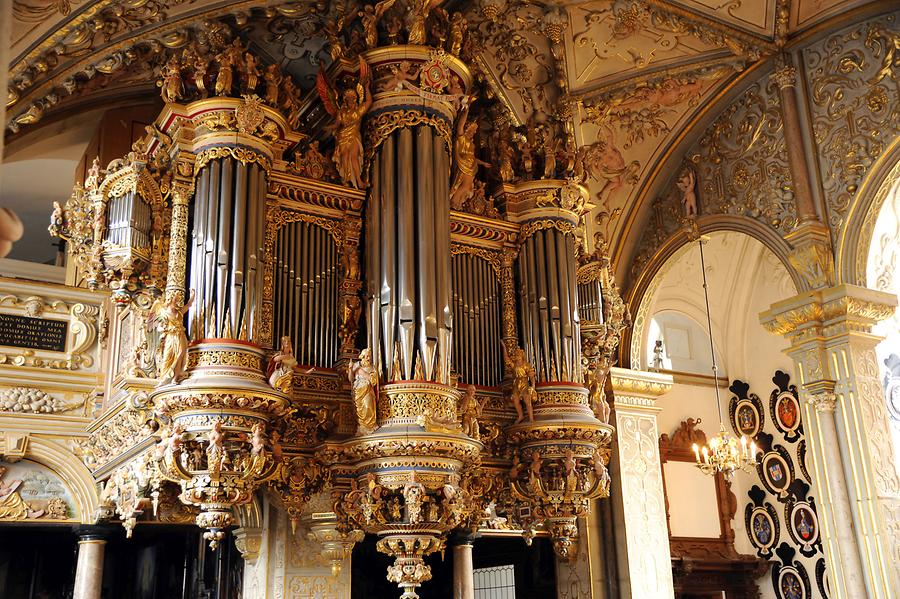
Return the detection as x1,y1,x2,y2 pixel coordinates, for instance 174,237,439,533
0,313,68,352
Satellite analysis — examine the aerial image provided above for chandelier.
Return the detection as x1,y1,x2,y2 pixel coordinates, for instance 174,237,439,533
690,233,757,479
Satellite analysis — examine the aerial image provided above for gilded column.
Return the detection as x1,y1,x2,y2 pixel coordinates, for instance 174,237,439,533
761,284,900,597
451,534,475,599
608,367,674,599
73,531,107,599
500,247,518,362
164,180,193,303
771,57,835,290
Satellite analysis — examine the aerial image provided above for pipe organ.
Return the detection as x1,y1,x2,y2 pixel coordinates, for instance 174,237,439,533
50,18,627,599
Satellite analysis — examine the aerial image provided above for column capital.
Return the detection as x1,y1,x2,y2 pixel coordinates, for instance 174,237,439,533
770,64,798,89
807,392,837,413
609,367,673,411
73,524,116,542
760,284,897,338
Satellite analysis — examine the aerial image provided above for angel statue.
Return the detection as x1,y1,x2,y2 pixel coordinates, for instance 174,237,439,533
348,348,378,435
150,290,194,385
317,57,373,189
502,343,536,423
449,100,489,210
360,0,398,49
460,384,485,440
268,336,297,393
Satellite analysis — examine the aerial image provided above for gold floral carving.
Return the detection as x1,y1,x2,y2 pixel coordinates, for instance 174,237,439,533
364,109,451,164
449,243,502,276
803,15,900,233
195,146,272,175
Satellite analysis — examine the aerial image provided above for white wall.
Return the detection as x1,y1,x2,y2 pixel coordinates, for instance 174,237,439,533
646,231,797,598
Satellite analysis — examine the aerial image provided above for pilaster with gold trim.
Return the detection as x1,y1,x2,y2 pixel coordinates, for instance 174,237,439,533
608,367,674,599
761,284,900,598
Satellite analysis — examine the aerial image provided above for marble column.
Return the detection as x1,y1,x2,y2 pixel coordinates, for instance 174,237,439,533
607,367,674,599
73,532,107,599
451,535,475,599
761,284,900,598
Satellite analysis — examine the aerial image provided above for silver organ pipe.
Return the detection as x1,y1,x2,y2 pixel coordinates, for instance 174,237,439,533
188,158,266,341
517,229,583,383
366,124,452,384
271,218,340,367
450,252,503,387
577,277,604,324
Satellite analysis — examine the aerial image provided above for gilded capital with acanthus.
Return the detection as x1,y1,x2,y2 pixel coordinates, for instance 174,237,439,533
771,64,797,89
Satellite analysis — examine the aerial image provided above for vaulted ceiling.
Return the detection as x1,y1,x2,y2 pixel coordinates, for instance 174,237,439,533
5,0,893,276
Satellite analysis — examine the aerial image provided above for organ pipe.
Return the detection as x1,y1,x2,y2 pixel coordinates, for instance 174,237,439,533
271,218,340,367
367,125,452,384
450,252,503,387
188,158,266,341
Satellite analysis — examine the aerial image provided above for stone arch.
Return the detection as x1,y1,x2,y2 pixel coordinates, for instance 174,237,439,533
836,136,900,287
623,215,803,370
20,436,100,524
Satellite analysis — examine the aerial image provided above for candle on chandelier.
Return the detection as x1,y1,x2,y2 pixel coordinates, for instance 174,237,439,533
692,443,701,463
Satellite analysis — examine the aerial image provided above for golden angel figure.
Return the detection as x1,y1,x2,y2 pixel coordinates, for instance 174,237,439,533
150,290,194,385
502,343,536,423
317,57,373,189
449,101,488,210
348,348,378,435
268,336,297,393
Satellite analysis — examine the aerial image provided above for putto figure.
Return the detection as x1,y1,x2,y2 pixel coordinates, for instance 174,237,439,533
502,344,537,423
268,336,297,393
150,290,194,385
317,57,373,189
348,348,378,435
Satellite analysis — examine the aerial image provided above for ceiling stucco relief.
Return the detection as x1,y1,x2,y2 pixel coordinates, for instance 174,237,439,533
626,71,794,285
573,66,731,246
466,0,560,124
564,1,725,93
789,0,875,33
664,0,776,38
802,11,900,234
11,0,90,53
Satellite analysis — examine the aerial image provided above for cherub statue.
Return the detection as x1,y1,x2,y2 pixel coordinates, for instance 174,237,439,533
215,51,234,96
268,336,297,393
264,64,282,106
509,454,522,479
587,365,610,424
150,290,194,385
459,384,484,440
348,348,378,434
341,243,360,281
502,343,536,423
159,55,182,103
406,0,443,45
250,422,267,457
244,53,260,92
359,0,397,49
317,57,373,189
449,101,489,210
677,166,698,217
448,12,467,56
